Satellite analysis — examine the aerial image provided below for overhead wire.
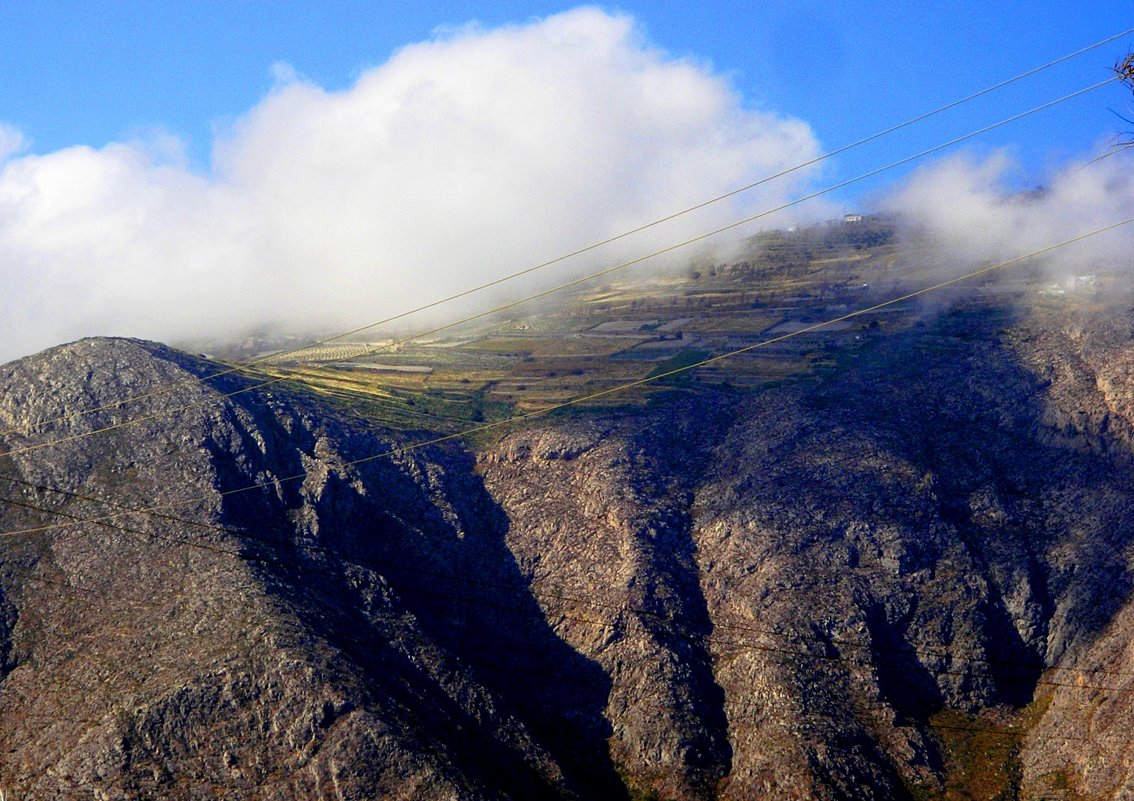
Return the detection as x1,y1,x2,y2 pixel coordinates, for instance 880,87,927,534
0,73,1121,462
3,214,1132,544
2,34,1131,730
9,243,1133,791
3,25,1130,444
12,226,1134,756
263,370,477,427
4,220,1132,755
214,215,1134,500
4,215,1134,692
4,32,1134,795
3,451,1128,790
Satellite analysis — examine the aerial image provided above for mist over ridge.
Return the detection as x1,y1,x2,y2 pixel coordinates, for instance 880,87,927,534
2,6,1132,367
881,148,1134,282
0,7,821,364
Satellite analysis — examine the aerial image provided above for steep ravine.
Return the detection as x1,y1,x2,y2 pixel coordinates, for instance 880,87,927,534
478,305,1134,800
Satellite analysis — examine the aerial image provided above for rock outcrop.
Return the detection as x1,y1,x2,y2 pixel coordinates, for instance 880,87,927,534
4,302,1134,799
0,339,601,800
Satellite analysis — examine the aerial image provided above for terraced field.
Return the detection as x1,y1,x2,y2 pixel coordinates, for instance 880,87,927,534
236,217,1105,432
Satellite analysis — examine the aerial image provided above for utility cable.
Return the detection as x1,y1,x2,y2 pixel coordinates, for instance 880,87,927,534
5,33,1134,792
0,474,1051,685
5,26,1131,441
6,297,1134,694
213,215,1134,499
0,74,1119,461
4,216,1131,549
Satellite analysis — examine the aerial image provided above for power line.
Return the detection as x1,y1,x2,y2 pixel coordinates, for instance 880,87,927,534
7,219,1125,688
6,293,1134,695
6,25,1131,442
0,74,1119,462
2,29,1134,794
0,77,1130,746
4,216,1131,549
258,368,478,427
8,224,1134,792
210,216,1134,501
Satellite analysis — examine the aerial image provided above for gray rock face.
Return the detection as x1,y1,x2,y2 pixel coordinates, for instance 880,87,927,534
3,306,1134,800
0,339,598,800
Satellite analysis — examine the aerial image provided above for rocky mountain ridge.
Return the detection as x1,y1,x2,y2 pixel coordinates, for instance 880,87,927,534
2,301,1134,799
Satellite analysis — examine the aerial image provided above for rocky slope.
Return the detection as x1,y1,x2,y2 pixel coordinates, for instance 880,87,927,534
3,301,1134,799
0,338,599,800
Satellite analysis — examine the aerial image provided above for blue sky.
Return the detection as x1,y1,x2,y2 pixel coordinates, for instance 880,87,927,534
0,2,1132,360
2,1,1131,197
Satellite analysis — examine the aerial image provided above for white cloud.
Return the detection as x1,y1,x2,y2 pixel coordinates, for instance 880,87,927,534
883,148,1134,279
0,7,821,363
268,61,303,87
0,124,25,163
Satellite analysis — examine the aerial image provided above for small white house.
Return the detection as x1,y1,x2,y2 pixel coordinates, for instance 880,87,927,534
1062,274,1097,292
843,214,863,224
